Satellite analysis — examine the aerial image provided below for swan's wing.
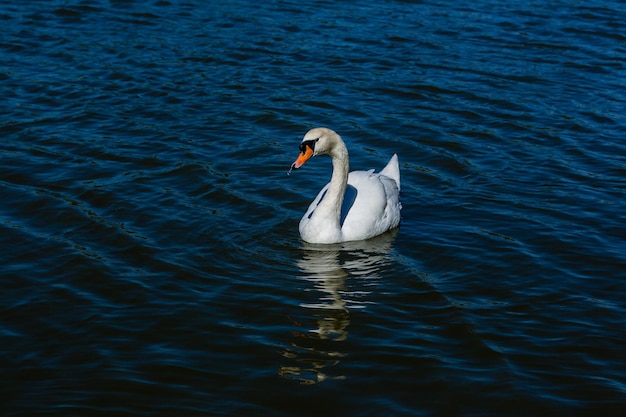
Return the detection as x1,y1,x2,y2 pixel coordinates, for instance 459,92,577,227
302,182,330,221
341,170,401,240
303,183,358,228
379,154,400,191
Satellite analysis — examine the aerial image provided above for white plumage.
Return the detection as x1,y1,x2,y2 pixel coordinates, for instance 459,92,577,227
290,127,401,244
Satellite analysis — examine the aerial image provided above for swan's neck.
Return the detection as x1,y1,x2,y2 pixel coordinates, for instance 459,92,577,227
316,143,349,228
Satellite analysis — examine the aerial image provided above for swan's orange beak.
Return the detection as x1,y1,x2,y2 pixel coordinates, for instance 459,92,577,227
291,143,314,170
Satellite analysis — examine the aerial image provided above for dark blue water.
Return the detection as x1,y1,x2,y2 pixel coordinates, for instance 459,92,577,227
2,0,625,415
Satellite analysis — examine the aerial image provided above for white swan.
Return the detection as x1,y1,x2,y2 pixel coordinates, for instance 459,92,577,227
290,127,401,244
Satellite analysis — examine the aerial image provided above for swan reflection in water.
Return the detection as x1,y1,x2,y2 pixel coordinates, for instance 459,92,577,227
279,229,397,384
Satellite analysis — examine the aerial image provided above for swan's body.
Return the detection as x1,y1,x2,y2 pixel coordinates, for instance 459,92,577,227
290,127,401,244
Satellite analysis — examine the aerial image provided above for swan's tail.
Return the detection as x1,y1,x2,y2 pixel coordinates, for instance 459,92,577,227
380,154,400,191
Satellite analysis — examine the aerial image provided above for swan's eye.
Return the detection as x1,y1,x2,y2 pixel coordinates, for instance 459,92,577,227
299,138,319,153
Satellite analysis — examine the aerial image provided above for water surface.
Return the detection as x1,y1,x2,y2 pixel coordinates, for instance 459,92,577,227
1,0,625,416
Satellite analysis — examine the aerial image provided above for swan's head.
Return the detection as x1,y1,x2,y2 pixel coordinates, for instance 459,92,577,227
291,127,343,170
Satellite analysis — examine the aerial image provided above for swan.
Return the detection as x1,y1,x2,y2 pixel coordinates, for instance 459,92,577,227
290,127,401,244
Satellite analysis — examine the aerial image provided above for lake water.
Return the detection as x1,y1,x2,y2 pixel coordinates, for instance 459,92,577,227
1,0,625,416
